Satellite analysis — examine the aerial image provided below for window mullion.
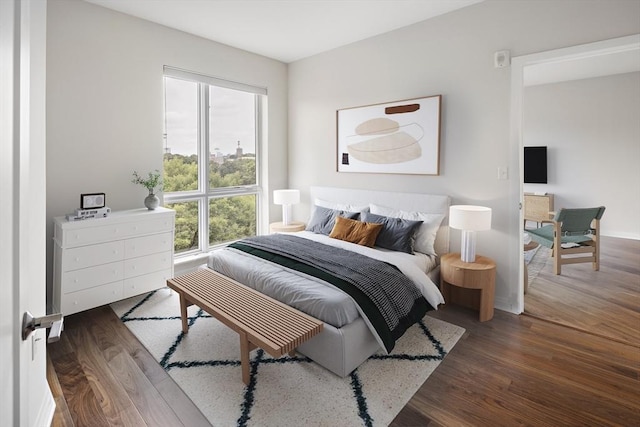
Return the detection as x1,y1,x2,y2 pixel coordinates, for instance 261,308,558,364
198,83,209,252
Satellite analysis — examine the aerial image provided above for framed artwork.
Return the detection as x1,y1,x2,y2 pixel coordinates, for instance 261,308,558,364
337,95,441,175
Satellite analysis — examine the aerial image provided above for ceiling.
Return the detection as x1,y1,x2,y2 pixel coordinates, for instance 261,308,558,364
83,0,483,63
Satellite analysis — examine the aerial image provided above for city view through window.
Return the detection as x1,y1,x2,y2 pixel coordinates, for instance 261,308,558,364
163,73,260,254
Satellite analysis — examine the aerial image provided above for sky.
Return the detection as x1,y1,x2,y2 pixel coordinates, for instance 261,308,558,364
164,77,256,156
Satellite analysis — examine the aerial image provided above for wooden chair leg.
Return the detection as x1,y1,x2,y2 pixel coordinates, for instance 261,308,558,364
553,221,562,275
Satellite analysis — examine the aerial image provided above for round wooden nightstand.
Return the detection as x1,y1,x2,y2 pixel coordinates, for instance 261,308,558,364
440,252,496,322
269,221,305,233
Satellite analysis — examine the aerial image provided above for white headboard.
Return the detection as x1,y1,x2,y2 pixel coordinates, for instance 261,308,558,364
309,186,451,256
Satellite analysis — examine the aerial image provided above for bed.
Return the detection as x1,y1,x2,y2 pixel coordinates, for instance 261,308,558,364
206,186,451,377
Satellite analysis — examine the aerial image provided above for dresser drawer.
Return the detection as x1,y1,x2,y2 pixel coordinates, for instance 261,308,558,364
121,217,174,238
61,281,123,315
125,232,173,258
62,241,124,272
123,269,172,298
62,261,124,293
124,252,172,278
62,223,125,247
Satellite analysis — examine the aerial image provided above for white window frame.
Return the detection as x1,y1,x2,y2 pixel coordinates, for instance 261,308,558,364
163,66,266,257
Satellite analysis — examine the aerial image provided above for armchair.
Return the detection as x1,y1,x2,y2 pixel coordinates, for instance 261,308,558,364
527,206,605,275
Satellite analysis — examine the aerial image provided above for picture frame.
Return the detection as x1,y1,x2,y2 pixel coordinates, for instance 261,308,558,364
337,95,441,175
80,192,106,209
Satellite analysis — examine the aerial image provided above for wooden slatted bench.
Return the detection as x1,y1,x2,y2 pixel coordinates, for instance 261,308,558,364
166,269,324,385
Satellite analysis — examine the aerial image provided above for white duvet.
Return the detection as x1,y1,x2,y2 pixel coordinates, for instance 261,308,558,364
207,231,445,330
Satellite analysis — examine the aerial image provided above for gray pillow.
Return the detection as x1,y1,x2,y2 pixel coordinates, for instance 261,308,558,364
361,211,423,254
306,205,360,235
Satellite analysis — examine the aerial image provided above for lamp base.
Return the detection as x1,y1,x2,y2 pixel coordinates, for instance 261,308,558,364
282,204,292,226
460,230,477,263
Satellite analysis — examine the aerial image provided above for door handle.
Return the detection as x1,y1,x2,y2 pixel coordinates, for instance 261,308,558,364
22,311,64,343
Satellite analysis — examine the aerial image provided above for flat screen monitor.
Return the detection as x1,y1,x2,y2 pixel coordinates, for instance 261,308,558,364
524,146,547,184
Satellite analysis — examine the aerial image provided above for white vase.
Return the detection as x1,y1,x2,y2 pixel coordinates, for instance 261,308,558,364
144,193,159,210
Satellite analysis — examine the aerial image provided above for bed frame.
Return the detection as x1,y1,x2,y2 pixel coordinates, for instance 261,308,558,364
293,186,451,377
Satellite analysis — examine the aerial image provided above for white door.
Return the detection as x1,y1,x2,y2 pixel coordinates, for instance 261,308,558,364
0,1,54,426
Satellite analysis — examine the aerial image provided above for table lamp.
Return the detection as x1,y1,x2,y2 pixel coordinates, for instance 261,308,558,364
449,205,492,263
273,189,300,226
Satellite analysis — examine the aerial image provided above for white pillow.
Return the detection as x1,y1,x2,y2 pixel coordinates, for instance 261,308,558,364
314,198,369,214
369,203,444,256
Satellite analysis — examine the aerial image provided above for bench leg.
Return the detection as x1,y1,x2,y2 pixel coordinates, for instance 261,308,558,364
179,292,189,334
239,331,252,385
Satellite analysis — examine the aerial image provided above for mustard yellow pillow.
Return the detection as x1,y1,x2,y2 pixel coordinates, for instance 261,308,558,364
329,216,383,247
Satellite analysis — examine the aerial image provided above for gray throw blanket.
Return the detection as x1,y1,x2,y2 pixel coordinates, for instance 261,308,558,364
230,234,431,353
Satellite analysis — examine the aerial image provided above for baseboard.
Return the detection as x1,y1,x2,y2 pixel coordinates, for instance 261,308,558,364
495,295,519,315
34,388,55,427
602,232,640,241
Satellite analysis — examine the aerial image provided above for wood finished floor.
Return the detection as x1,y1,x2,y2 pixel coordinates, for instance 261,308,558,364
523,236,640,347
49,237,640,426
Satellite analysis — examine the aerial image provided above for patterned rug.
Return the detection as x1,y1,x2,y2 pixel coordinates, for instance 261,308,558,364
111,289,465,427
526,244,552,285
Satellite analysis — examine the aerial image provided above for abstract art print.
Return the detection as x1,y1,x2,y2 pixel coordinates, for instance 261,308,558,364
337,95,441,175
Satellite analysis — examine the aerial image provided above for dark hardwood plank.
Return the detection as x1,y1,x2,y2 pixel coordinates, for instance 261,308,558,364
47,352,74,427
82,305,173,386
106,347,185,427
392,306,640,426
48,338,111,427
65,322,148,426
48,304,211,427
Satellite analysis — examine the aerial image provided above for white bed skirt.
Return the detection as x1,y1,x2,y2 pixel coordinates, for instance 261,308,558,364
297,316,381,377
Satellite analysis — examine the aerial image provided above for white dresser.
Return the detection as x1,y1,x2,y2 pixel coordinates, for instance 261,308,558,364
52,207,175,315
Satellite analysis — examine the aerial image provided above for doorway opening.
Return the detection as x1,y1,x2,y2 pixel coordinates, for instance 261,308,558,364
512,35,640,347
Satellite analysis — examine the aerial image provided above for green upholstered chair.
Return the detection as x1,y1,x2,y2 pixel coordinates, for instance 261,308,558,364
527,206,605,275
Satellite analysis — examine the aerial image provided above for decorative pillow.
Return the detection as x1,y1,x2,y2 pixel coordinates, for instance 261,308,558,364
369,203,445,256
361,211,423,254
329,216,383,247
314,198,369,216
306,205,360,235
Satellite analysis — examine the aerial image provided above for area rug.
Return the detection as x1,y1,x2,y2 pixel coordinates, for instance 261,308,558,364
527,245,552,285
111,289,465,427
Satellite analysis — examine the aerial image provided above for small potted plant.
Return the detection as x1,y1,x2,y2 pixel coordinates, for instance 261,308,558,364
132,170,163,210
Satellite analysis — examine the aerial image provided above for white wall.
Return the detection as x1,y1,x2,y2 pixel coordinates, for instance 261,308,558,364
288,0,640,312
46,0,288,303
524,72,640,239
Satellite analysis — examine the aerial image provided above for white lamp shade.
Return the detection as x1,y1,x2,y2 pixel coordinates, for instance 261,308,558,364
449,205,492,231
273,189,300,205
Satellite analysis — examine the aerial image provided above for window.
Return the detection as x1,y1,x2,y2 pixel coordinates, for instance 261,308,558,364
163,67,265,255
